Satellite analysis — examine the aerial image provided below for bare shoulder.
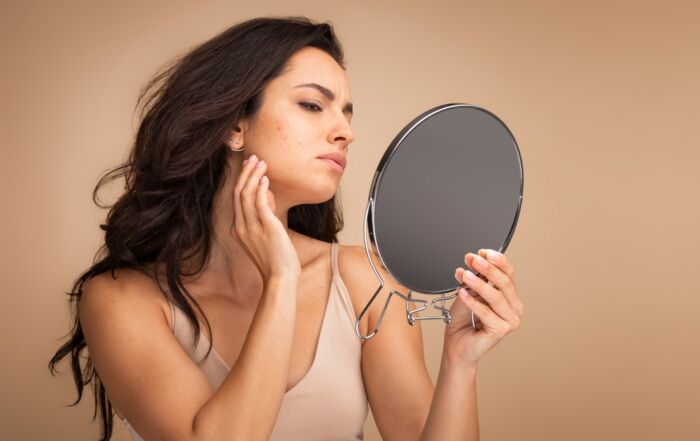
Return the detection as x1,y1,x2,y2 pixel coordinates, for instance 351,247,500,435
335,243,401,339
335,244,371,332
80,267,172,331
78,267,216,439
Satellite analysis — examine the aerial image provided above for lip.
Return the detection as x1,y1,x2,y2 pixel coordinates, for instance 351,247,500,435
316,152,347,171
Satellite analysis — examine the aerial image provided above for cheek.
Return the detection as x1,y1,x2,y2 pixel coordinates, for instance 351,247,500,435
254,118,290,158
264,125,299,181
276,117,308,149
266,119,309,170
275,120,286,141
265,118,298,155
255,114,314,182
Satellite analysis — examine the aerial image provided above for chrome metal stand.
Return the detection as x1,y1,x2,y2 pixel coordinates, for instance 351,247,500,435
354,198,483,340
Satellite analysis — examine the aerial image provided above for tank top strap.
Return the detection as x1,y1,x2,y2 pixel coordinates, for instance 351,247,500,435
329,241,362,336
331,240,340,276
168,299,177,334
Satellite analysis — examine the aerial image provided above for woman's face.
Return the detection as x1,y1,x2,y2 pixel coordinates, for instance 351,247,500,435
237,46,355,207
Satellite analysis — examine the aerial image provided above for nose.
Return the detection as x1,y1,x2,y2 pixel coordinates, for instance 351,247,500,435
328,114,355,149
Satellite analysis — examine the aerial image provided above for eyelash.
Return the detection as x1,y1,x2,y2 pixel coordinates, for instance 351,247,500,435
299,102,322,112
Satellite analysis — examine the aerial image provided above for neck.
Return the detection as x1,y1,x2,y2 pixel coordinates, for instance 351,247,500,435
176,156,309,305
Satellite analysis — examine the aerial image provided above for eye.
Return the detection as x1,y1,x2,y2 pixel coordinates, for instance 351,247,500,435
299,102,322,112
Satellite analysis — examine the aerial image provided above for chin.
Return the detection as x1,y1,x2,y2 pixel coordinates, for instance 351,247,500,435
299,179,339,205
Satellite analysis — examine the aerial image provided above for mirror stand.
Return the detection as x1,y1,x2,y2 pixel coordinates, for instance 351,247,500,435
354,197,483,340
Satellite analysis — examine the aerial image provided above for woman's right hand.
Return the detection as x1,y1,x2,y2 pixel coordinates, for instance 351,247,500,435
231,154,301,282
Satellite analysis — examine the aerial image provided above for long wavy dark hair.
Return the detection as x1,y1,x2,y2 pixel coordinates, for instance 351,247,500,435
48,16,346,441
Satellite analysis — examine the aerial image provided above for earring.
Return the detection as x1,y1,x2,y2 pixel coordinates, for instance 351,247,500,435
229,137,244,152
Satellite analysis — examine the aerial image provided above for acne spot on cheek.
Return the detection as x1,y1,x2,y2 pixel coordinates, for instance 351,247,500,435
275,121,287,142
277,120,295,149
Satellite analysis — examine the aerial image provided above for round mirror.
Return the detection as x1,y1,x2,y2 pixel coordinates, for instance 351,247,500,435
356,103,524,339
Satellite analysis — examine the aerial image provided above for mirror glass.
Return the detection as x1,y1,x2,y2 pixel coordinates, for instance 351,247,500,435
367,103,523,295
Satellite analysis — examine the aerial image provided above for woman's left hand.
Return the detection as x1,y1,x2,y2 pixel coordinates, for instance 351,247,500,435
443,249,524,367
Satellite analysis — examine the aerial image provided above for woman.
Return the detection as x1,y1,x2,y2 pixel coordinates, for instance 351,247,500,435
49,16,524,441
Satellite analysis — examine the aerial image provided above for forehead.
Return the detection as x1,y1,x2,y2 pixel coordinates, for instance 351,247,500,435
275,46,351,94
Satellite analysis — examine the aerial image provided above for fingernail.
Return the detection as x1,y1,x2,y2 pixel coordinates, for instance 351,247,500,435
464,270,477,281
243,159,248,165
459,287,468,296
487,249,500,262
473,255,487,269
250,154,257,161
256,160,265,168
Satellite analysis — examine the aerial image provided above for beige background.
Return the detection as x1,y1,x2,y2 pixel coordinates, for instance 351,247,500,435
2,0,699,440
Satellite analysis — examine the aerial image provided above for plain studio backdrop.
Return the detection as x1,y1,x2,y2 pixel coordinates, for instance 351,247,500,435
2,1,698,440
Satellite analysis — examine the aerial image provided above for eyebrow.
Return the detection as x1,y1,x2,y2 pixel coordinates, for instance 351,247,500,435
294,83,354,116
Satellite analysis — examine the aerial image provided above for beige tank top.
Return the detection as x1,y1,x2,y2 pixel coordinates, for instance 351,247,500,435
120,241,369,440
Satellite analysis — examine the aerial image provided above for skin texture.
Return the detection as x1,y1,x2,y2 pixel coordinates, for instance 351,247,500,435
79,45,524,441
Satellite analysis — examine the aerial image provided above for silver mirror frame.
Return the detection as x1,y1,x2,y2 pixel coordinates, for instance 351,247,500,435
354,103,524,340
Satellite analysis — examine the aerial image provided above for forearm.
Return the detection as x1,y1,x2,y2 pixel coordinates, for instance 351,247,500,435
192,275,299,441
420,355,479,441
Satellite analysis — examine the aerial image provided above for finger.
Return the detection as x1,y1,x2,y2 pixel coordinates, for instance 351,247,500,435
467,252,522,317
467,252,512,291
480,249,523,316
461,268,519,326
446,287,484,331
454,269,486,302
471,250,520,309
241,159,267,229
255,174,276,223
233,155,259,231
479,249,516,284
266,186,277,213
458,288,510,337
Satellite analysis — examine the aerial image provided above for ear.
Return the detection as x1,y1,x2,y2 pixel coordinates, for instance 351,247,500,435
226,118,249,148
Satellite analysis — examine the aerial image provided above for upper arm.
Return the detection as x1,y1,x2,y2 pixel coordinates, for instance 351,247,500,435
79,269,213,441
341,246,435,441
